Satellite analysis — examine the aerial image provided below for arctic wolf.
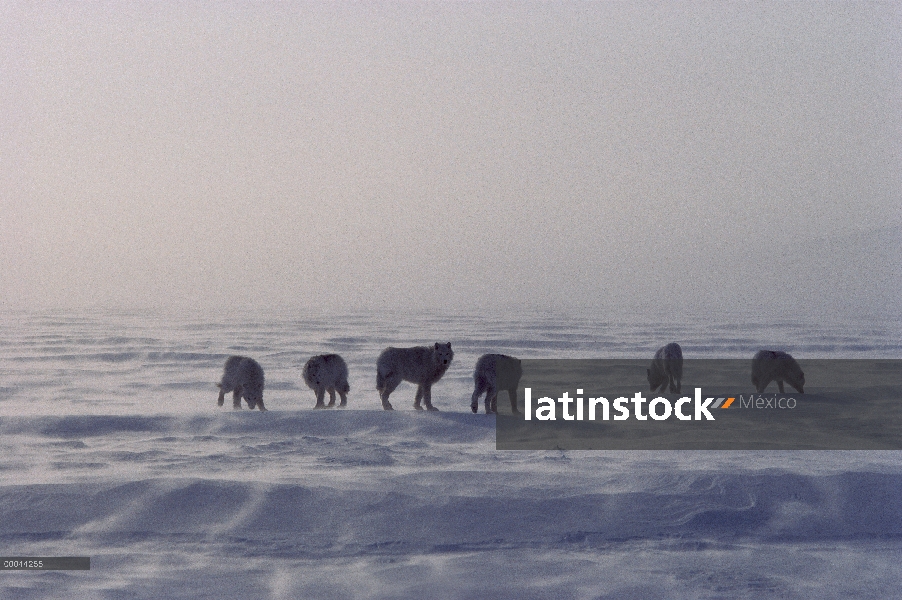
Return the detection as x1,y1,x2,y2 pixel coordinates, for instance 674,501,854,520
217,356,266,411
302,353,350,409
647,342,683,394
751,350,804,393
471,354,522,414
376,343,454,411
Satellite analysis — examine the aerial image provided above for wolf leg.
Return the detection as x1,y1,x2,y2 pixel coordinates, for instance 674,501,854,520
379,375,400,410
423,385,439,411
471,379,487,413
414,386,424,410
485,384,497,414
508,388,519,414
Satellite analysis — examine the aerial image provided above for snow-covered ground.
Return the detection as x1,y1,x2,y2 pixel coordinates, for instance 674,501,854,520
1,310,900,598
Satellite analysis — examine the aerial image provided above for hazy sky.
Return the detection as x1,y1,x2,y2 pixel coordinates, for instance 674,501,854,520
3,3,901,317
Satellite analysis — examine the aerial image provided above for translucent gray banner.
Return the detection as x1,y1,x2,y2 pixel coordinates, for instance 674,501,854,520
0,557,90,570
495,359,902,450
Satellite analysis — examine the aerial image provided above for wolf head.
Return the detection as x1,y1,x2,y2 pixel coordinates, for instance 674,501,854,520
647,367,665,391
785,362,805,394
433,342,454,366
242,385,263,409
303,361,324,388
508,357,523,380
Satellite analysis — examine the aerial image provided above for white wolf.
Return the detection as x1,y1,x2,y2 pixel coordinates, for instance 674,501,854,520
647,342,683,394
376,343,454,411
302,353,350,409
217,356,266,411
751,350,804,393
471,354,522,414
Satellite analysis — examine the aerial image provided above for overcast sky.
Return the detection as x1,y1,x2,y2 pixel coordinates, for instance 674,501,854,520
2,3,900,317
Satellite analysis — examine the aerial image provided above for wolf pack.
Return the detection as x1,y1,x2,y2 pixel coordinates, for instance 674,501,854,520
216,341,805,413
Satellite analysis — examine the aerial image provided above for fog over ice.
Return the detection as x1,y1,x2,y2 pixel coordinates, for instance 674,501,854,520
2,3,900,319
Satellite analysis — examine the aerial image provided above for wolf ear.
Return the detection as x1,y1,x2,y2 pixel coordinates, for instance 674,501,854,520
435,342,440,349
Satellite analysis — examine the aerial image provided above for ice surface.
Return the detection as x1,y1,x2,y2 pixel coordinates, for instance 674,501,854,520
0,310,900,598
